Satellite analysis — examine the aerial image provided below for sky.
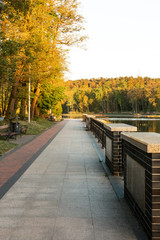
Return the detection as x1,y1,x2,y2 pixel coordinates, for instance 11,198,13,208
67,0,160,80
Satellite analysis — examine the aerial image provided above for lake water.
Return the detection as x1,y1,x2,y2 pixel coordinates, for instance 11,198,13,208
107,117,160,133
62,114,160,133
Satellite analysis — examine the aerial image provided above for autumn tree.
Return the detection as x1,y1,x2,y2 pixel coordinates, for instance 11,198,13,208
1,0,86,119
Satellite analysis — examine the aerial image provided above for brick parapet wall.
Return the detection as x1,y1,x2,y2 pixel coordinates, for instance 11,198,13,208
105,129,123,176
123,140,160,240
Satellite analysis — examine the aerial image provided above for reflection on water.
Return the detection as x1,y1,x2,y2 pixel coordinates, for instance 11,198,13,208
108,118,160,133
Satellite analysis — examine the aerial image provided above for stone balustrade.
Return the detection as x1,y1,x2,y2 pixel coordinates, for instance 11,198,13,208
83,114,160,239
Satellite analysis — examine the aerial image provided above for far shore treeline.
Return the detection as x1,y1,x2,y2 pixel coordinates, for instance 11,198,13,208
63,77,160,114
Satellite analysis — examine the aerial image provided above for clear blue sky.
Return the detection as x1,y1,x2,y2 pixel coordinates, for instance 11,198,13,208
67,0,160,80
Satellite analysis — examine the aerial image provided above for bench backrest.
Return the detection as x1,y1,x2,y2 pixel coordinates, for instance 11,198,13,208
0,125,8,130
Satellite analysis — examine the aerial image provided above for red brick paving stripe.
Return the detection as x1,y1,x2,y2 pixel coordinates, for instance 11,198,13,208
0,120,67,188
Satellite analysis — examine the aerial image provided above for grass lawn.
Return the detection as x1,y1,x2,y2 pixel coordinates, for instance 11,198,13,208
0,118,58,156
0,141,18,156
19,118,57,135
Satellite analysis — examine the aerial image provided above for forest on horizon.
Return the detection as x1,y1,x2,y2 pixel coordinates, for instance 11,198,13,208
62,76,160,114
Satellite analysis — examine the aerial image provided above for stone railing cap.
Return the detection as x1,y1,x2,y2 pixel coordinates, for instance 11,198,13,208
104,123,137,132
86,115,95,118
121,132,160,153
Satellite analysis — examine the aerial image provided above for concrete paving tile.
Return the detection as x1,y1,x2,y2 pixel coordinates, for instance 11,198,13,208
61,188,88,197
87,172,107,177
0,228,12,240
0,200,28,208
44,169,66,175
13,181,40,188
63,178,87,185
93,217,133,231
23,169,47,174
89,187,118,197
12,179,38,189
60,195,90,204
87,182,113,189
66,172,86,177
87,170,105,175
57,205,92,218
36,187,62,195
9,226,54,240
0,217,20,228
92,209,125,219
45,167,67,172
32,193,61,203
43,173,65,178
24,207,58,218
52,217,95,240
90,199,124,218
31,200,59,208
65,175,87,180
87,175,110,182
69,152,85,158
9,186,38,194
67,166,85,171
67,163,85,168
63,181,88,187
38,186,63,194
17,216,56,227
40,174,65,180
85,164,104,169
4,191,35,200
94,230,137,240
84,157,100,162
89,193,119,202
0,207,24,217
57,196,91,218
55,217,93,228
20,174,45,179
88,184,113,192
44,152,70,160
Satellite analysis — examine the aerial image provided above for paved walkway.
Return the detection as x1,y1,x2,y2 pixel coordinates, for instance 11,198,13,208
0,120,67,198
0,120,141,240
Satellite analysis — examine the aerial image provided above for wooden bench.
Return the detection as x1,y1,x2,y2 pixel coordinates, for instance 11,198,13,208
0,125,17,140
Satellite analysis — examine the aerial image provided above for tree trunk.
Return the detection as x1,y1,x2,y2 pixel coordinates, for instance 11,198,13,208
1,80,4,116
31,82,41,120
106,100,110,113
6,80,20,119
35,104,39,118
20,98,26,120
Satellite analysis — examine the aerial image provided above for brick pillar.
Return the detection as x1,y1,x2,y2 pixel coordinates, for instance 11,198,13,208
104,123,137,176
